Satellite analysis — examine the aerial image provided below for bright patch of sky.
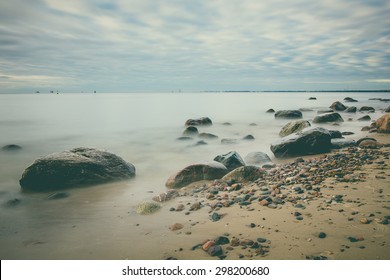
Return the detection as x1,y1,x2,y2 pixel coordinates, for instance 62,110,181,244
0,0,389,93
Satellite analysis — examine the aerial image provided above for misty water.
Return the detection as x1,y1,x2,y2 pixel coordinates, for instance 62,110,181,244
0,91,389,259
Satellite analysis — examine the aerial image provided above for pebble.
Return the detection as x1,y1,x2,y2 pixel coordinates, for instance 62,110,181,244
359,218,370,224
257,237,267,243
214,236,230,245
318,232,327,239
211,212,221,222
202,241,215,251
169,223,184,231
208,245,223,257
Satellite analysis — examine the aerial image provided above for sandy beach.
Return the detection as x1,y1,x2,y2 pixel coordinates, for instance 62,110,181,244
141,133,390,260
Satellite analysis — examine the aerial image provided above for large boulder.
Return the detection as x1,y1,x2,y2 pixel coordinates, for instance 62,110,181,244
244,152,273,167
222,166,266,183
274,110,303,119
330,101,347,111
166,162,228,189
19,148,136,191
313,112,344,123
376,113,390,133
214,151,245,171
185,117,212,126
279,120,311,137
270,127,332,158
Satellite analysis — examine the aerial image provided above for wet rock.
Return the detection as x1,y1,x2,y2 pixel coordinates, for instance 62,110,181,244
2,144,22,151
318,232,327,239
279,120,311,137
345,106,357,113
359,139,381,149
183,126,199,136
211,212,221,222
185,117,212,126
136,201,161,215
242,134,255,140
244,152,272,167
177,136,193,141
341,131,354,136
270,127,332,158
385,105,390,113
194,140,207,146
266,108,275,113
153,190,179,202
313,112,344,123
221,138,239,144
330,101,347,111
309,97,317,100
198,133,218,139
359,106,375,112
19,147,136,191
274,110,303,119
170,223,184,231
46,192,69,200
329,130,343,139
222,166,266,182
214,236,230,245
375,113,390,133
317,108,334,114
356,137,377,146
344,97,358,102
166,162,228,189
214,151,245,172
5,198,21,207
358,115,371,121
208,245,223,257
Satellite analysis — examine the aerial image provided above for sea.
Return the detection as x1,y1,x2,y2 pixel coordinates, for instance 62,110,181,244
0,91,389,259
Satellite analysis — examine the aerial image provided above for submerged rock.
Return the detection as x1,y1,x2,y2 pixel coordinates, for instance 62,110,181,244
270,127,332,158
19,147,136,191
313,112,344,123
274,110,303,119
214,151,245,172
166,162,228,189
183,126,199,136
279,120,311,137
345,106,357,113
198,133,218,139
185,117,212,126
344,97,358,102
2,144,22,151
359,106,375,112
330,101,347,111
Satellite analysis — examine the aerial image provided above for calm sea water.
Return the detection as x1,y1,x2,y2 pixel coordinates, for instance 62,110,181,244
0,91,389,259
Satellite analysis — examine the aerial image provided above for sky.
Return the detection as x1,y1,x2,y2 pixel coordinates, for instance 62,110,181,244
0,0,389,93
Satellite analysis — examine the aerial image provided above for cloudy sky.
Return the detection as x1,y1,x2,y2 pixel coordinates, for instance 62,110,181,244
0,0,389,93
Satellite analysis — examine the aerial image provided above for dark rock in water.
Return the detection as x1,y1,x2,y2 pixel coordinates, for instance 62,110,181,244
244,152,272,167
166,162,228,189
385,106,390,113
359,106,375,112
331,138,356,149
344,97,358,102
2,144,22,151
270,127,332,158
329,130,343,139
376,113,390,133
177,136,193,141
221,138,239,144
183,126,199,136
214,236,230,245
242,134,255,140
341,131,354,136
317,108,334,114
345,106,357,113
266,108,275,113
46,192,69,200
222,165,266,182
279,120,311,137
356,137,377,146
222,122,232,126
214,151,245,172
358,115,371,121
330,101,347,111
5,198,21,207
198,133,218,139
274,110,303,119
299,108,314,112
313,112,344,123
185,117,212,126
309,97,317,100
194,140,207,146
208,245,223,256
19,147,136,191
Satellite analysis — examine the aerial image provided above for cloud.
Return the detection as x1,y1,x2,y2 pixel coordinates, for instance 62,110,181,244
0,0,389,92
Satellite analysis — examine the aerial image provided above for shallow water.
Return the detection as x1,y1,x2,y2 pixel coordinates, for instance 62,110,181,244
0,91,389,259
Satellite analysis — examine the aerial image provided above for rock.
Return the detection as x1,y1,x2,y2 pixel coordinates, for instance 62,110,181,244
208,245,223,257
359,106,375,112
329,130,343,139
345,106,357,113
222,166,266,182
5,198,21,207
317,108,334,114
194,140,207,146
318,232,327,239
330,101,347,111
344,97,358,102
185,117,212,126
214,151,245,172
153,190,179,202
356,137,377,146
166,162,228,189
198,133,218,139
279,120,311,137
202,241,215,251
221,138,239,144
244,152,272,167
266,108,275,113
183,126,199,136
358,115,371,121
274,110,303,119
331,139,356,149
214,236,230,245
177,136,193,141
190,202,201,211
313,112,344,123
270,127,332,158
136,201,161,215
2,144,22,151
242,134,255,140
341,131,354,136
257,237,267,243
211,212,221,222
385,106,390,113
222,122,232,126
361,126,371,131
170,223,184,231
359,139,381,149
375,113,390,133
19,147,136,191
309,97,317,100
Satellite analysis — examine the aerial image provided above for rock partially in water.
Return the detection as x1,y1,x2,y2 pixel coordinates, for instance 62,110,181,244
183,126,199,136
271,127,332,158
222,165,266,182
359,106,375,112
242,134,255,140
198,133,218,139
136,201,161,215
309,97,317,100
244,152,272,167
2,144,22,151
330,101,347,111
274,110,303,119
375,113,390,133
266,108,275,113
19,147,136,191
313,112,344,123
358,115,371,121
345,106,357,113
385,106,390,113
166,162,228,189
185,117,212,126
214,151,245,171
329,130,343,139
344,97,358,102
279,120,311,137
